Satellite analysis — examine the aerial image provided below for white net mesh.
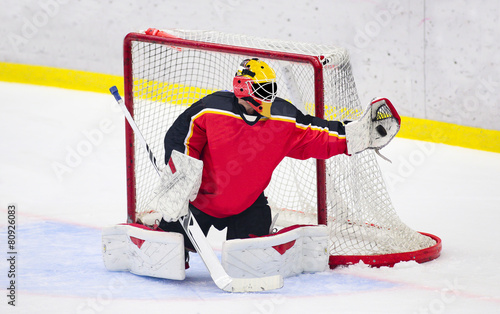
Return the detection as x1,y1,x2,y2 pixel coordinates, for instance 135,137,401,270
127,29,435,260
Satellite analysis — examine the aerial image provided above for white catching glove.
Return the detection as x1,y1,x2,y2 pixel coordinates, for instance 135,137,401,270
345,97,401,155
145,150,203,222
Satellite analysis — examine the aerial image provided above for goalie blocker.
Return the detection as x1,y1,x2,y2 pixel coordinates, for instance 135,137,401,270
102,224,328,280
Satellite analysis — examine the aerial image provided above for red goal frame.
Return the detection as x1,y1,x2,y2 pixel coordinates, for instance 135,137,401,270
122,32,442,268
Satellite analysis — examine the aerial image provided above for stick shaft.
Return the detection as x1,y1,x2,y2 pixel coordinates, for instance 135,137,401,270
109,86,160,175
109,86,282,292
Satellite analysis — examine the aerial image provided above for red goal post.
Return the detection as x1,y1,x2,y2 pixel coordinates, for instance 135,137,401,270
122,29,441,268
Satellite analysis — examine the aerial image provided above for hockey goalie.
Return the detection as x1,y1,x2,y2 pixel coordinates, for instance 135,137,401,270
102,57,400,286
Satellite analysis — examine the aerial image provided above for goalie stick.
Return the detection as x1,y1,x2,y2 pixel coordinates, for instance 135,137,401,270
109,86,284,292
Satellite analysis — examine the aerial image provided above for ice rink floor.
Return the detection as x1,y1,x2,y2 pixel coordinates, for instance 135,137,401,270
1,82,500,313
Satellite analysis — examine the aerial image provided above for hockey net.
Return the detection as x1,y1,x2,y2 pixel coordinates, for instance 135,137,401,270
123,29,441,268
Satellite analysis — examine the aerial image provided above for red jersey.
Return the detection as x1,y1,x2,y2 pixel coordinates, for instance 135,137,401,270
164,91,347,218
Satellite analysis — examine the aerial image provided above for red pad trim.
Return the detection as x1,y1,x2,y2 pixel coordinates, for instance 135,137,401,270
272,240,296,255
168,157,177,174
250,225,309,255
130,236,145,249
373,97,401,125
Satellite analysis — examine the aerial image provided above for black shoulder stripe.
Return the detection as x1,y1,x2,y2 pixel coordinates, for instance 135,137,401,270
270,97,298,118
164,101,205,163
295,106,346,136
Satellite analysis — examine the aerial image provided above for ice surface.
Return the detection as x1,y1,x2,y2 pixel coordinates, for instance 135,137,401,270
1,82,500,313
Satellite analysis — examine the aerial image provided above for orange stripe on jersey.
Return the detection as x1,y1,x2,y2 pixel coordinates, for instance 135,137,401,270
184,120,196,157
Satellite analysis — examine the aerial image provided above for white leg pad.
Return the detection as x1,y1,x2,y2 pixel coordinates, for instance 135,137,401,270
221,225,329,278
102,224,185,280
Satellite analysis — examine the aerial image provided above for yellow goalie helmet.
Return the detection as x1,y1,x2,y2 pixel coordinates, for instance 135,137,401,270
233,58,277,117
